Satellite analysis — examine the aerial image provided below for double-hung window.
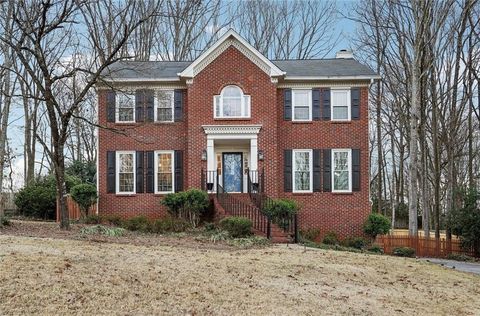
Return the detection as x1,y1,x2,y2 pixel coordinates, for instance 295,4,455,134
293,149,313,192
155,91,174,122
116,151,135,194
155,151,174,193
332,149,352,192
331,89,351,121
292,90,312,121
214,85,251,118
116,93,135,123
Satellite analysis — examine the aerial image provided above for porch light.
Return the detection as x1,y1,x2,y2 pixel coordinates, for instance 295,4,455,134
201,149,207,161
258,150,264,161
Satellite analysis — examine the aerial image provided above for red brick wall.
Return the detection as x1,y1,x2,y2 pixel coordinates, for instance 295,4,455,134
97,45,370,238
276,87,371,240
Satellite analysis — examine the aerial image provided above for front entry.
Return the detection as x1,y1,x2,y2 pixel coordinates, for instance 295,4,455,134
222,153,243,192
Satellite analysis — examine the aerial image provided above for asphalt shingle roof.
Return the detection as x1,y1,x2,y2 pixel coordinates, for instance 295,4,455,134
102,58,377,80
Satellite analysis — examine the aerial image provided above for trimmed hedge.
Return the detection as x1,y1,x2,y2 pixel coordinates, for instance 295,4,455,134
363,213,391,239
219,217,252,238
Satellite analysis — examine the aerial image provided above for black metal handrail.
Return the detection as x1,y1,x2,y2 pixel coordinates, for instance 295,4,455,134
247,168,298,243
216,181,271,239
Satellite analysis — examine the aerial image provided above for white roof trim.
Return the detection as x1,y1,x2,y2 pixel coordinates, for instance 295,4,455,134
179,29,285,78
102,77,181,82
284,75,381,81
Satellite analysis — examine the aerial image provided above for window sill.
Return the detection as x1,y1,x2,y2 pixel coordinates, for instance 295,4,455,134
114,122,137,126
291,121,313,124
153,121,176,124
330,120,352,124
291,192,314,196
331,191,354,195
115,194,136,197
214,117,251,121
154,193,174,196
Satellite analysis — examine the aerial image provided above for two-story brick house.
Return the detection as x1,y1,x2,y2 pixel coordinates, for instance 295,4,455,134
97,30,379,240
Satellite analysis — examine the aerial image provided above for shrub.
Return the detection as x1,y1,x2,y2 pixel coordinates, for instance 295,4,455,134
322,231,339,245
103,215,123,226
80,225,125,237
204,222,217,232
70,184,97,218
14,174,83,220
300,228,321,242
363,213,391,239
65,160,96,184
0,216,10,227
445,253,474,262
83,214,102,224
150,217,191,233
219,217,252,238
161,189,210,227
448,189,480,256
393,247,415,257
262,198,298,230
368,245,384,254
343,237,369,250
122,216,151,232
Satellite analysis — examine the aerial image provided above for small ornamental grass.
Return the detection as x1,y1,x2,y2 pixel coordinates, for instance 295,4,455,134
80,225,125,237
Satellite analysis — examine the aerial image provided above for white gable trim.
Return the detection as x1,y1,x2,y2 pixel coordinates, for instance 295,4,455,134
179,29,285,79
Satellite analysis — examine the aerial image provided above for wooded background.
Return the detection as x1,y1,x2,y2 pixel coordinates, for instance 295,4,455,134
0,0,478,233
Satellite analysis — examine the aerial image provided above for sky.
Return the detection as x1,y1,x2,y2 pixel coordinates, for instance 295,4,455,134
5,0,360,190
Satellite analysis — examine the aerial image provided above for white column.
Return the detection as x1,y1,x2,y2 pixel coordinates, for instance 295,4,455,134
207,138,215,171
250,137,258,172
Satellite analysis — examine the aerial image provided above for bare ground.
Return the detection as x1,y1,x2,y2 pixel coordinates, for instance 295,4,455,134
0,222,479,315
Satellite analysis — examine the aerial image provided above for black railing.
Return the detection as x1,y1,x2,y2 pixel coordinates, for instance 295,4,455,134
247,168,298,243
216,181,271,239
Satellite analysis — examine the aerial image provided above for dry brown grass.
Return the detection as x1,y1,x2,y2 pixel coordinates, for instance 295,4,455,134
0,228,479,315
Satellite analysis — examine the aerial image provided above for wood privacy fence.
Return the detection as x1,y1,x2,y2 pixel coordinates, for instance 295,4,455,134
376,234,476,258
56,195,97,222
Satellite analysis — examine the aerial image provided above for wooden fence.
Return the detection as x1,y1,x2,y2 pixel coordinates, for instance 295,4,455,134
56,195,97,222
376,234,476,258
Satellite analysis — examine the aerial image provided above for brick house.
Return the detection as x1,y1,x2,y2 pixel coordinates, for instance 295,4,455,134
97,30,379,240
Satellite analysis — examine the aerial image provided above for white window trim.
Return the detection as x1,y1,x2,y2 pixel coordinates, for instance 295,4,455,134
154,150,175,194
292,89,312,122
116,151,136,195
115,93,136,123
331,88,351,122
332,149,352,193
292,149,313,193
213,86,251,119
154,90,174,122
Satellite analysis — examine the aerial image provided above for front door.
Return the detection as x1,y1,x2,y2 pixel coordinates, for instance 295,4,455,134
222,153,243,192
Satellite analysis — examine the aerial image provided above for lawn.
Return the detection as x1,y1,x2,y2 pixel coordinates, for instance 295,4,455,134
0,222,479,315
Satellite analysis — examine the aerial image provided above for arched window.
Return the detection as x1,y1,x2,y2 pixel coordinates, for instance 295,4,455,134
214,85,251,118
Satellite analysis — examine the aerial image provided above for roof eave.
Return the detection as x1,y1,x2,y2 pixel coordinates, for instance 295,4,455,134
283,75,381,81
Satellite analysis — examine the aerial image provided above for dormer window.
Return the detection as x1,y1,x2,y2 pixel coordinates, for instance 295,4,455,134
214,85,251,118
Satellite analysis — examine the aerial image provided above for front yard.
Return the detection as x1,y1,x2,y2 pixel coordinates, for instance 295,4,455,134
0,221,479,315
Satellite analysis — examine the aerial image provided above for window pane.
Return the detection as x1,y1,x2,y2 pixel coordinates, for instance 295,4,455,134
119,154,134,172
157,108,172,121
118,153,134,192
223,97,242,116
157,91,173,122
119,173,134,192
294,151,311,191
332,91,348,106
333,106,348,120
294,91,309,106
117,94,134,122
118,108,134,121
334,151,349,191
294,106,309,120
215,96,221,117
223,86,242,97
157,153,172,192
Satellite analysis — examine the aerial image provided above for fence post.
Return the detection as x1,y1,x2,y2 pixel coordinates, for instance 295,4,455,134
267,215,271,239
293,213,298,243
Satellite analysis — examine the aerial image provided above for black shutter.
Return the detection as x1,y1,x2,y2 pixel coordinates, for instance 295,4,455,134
107,151,116,193
322,88,331,120
174,150,184,192
352,149,361,191
323,149,331,192
312,89,321,120
313,149,321,192
174,90,183,122
106,91,116,122
135,90,145,122
146,151,154,193
284,89,292,121
284,150,292,192
136,151,144,193
145,90,154,121
351,88,360,120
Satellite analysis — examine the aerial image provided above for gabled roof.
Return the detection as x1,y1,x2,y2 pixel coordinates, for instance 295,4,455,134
101,61,190,82
178,29,285,78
